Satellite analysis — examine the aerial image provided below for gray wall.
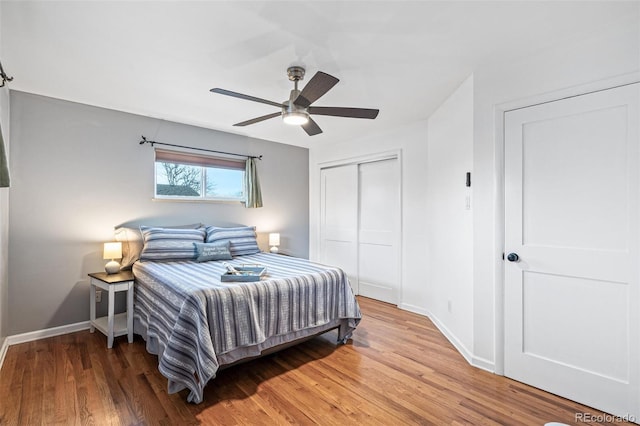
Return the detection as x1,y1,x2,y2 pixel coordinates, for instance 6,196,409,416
8,91,309,335
0,87,8,347
0,0,8,349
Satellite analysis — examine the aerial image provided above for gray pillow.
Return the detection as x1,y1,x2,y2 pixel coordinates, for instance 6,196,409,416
139,226,206,262
205,225,260,257
115,223,203,269
194,241,233,262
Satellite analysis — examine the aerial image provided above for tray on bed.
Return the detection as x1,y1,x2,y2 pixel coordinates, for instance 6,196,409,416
220,265,267,282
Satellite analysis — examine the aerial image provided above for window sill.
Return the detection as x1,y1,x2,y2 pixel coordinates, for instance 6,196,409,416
152,197,244,205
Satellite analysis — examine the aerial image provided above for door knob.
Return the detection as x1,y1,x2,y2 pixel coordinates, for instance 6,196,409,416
507,253,519,262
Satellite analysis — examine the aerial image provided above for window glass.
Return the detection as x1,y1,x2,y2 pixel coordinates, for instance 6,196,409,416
154,153,245,201
205,167,245,199
155,162,202,196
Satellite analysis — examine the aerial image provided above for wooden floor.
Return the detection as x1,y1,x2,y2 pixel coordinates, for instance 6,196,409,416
0,296,630,425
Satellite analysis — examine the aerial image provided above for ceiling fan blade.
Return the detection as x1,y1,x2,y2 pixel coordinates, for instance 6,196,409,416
294,71,339,108
309,106,379,119
233,112,281,127
210,88,283,108
302,117,323,136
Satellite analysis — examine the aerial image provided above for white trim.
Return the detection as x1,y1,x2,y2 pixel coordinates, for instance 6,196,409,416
316,149,404,306
396,150,404,309
398,303,429,317
471,355,495,373
493,72,640,377
0,337,8,371
428,311,474,366
317,149,400,170
400,303,496,373
5,321,90,346
493,101,506,376
499,72,640,113
0,321,91,372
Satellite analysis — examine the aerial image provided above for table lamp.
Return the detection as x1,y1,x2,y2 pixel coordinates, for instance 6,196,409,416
103,242,122,274
268,233,280,254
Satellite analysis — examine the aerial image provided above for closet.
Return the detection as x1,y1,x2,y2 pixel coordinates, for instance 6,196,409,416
319,155,401,304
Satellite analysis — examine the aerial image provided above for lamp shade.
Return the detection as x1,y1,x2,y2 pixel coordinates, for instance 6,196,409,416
103,242,122,260
268,233,280,247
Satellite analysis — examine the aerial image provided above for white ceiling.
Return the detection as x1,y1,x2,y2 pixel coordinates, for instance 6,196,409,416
1,1,636,148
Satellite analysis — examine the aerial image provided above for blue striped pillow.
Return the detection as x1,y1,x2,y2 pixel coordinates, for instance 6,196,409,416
139,226,206,261
205,226,260,257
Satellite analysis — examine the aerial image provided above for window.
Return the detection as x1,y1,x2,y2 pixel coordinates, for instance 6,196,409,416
154,149,245,201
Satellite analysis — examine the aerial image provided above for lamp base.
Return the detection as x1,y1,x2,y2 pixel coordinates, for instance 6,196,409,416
270,246,279,254
105,260,121,274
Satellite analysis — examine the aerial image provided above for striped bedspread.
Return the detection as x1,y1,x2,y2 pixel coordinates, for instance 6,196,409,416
132,253,361,403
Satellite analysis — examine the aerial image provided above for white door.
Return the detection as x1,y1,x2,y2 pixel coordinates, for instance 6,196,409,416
358,159,400,304
504,83,639,419
320,164,358,293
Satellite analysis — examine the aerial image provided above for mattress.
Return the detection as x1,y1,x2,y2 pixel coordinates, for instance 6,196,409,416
132,252,361,403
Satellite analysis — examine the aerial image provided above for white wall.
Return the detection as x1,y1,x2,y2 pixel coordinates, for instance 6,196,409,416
8,92,309,335
310,120,429,314
425,75,474,359
471,7,640,368
310,2,639,374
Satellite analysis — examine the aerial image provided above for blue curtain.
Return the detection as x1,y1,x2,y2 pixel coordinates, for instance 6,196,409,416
0,123,9,187
245,158,262,208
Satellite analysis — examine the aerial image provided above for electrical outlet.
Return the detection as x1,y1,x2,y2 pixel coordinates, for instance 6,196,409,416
96,290,102,303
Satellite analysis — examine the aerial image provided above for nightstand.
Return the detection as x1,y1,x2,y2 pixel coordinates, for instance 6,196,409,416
88,271,134,348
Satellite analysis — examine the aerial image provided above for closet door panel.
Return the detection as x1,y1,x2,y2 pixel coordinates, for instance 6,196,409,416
358,159,400,304
320,165,358,293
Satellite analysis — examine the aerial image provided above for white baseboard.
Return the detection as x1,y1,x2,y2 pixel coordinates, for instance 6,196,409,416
398,302,429,317
427,312,476,367
5,321,91,346
0,337,8,372
408,307,497,374
0,309,499,377
0,321,91,373
471,355,495,373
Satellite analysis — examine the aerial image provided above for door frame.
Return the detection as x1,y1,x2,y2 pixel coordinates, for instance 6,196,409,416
317,149,403,304
493,72,640,376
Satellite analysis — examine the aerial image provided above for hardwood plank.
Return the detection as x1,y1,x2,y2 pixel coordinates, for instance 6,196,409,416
0,296,633,425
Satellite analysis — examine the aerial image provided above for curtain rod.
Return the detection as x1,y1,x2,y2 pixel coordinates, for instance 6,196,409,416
139,135,262,160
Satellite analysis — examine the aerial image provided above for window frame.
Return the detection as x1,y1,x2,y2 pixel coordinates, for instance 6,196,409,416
153,149,246,203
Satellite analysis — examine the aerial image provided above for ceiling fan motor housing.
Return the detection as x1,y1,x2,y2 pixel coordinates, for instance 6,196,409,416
282,88,309,124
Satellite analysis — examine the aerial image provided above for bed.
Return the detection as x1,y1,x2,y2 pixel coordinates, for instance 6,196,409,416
131,250,362,403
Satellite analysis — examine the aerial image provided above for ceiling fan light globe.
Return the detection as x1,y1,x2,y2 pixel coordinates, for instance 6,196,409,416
283,111,309,125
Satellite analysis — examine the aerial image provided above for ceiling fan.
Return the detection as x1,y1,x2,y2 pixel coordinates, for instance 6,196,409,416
210,66,379,136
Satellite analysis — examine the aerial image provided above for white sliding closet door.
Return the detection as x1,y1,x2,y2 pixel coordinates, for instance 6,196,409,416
319,156,401,304
358,159,400,304
320,164,358,293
